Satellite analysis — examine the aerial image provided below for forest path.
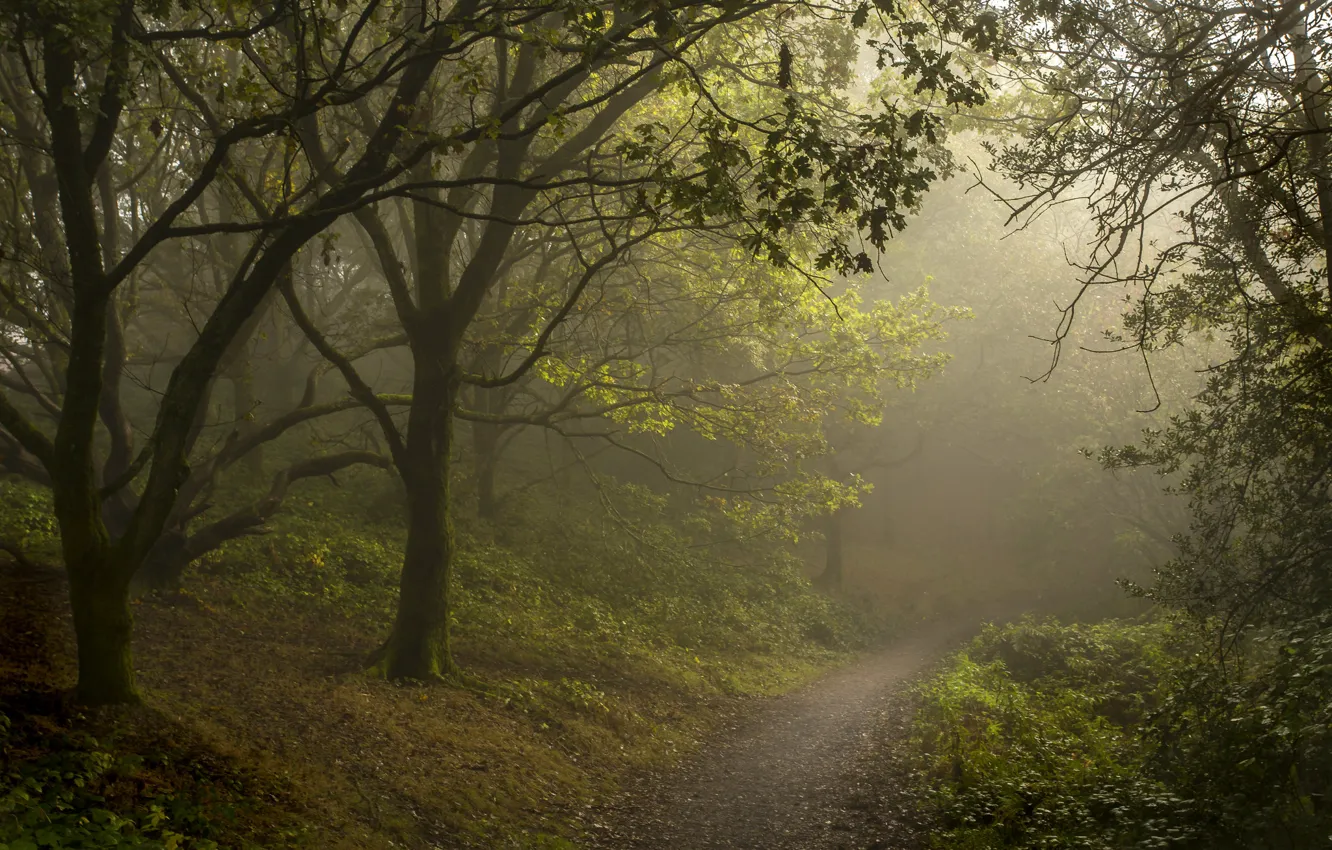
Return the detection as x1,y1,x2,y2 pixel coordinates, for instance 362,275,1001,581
583,620,977,849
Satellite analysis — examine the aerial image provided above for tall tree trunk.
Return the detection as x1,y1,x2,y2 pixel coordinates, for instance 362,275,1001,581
40,30,140,704
67,551,137,704
380,356,459,680
231,365,263,477
53,285,141,702
59,469,139,702
815,510,845,591
473,417,500,521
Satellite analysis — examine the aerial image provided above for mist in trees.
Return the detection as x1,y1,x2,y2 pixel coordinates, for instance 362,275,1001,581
0,0,993,703
908,2,1332,846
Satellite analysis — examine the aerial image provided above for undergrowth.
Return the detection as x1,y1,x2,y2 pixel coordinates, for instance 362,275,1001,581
0,483,58,562
912,615,1332,850
912,617,1184,849
198,470,875,697
0,470,880,848
0,695,308,850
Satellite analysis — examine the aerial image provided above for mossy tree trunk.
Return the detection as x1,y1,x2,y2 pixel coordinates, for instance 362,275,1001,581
54,388,141,705
380,341,461,680
43,25,142,700
66,551,137,704
377,116,471,680
51,283,141,702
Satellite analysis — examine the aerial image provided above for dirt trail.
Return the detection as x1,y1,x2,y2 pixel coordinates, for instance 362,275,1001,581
584,622,975,849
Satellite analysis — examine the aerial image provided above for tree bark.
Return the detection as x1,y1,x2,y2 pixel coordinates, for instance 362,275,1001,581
67,550,137,704
380,353,460,680
474,417,500,521
35,24,139,705
815,510,845,591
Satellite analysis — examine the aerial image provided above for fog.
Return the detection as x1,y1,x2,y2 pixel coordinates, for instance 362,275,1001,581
839,166,1201,621
2,1,1329,847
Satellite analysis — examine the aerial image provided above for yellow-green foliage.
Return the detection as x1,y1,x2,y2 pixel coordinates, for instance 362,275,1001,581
912,617,1188,849
914,614,1332,849
0,478,58,559
199,470,870,694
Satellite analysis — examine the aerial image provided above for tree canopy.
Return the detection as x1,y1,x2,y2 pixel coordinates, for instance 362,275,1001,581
0,0,1000,702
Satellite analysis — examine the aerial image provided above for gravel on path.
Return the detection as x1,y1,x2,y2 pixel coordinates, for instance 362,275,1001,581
583,622,974,849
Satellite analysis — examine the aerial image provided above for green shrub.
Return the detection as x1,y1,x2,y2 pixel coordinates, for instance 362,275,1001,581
1145,615,1332,850
190,471,875,695
914,616,1332,849
913,617,1197,849
0,477,58,559
0,703,303,850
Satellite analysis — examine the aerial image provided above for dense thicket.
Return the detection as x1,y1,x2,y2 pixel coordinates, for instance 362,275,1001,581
917,616,1332,849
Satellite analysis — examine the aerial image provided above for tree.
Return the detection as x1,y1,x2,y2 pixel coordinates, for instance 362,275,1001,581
0,0,577,703
281,0,998,680
450,234,953,534
983,5,1332,837
988,0,1332,632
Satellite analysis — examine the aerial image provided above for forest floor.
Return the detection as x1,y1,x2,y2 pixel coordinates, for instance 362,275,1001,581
2,558,924,848
580,622,974,850
0,550,999,849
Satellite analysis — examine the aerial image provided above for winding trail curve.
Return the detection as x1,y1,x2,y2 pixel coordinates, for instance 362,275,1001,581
586,622,975,849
